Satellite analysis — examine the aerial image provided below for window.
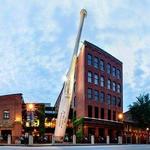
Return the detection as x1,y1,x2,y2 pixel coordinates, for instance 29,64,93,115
112,67,116,77
100,76,105,87
88,88,92,99
3,110,10,119
108,109,111,120
118,98,121,107
88,71,92,83
116,69,121,79
94,74,99,85
99,128,104,137
101,108,104,119
117,84,121,93
74,97,76,107
112,82,116,91
74,82,76,93
107,94,111,105
107,79,111,89
113,111,116,121
100,59,104,71
107,63,111,74
112,96,116,106
94,90,99,101
88,105,92,117
94,57,99,68
88,54,92,66
100,92,105,103
95,107,99,118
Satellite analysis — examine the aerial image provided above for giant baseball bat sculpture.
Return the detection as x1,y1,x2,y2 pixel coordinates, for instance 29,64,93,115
54,9,87,142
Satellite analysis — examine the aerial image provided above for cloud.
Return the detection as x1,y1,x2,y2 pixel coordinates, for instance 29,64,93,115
0,0,149,110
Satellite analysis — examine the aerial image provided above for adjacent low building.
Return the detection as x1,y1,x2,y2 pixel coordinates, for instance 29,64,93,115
0,93,23,143
123,111,150,144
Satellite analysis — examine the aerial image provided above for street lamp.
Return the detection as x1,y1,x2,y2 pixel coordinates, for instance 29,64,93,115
26,103,35,135
146,128,149,144
27,103,35,112
118,113,123,121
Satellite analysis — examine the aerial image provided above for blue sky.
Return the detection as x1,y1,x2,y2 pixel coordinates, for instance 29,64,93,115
0,0,149,111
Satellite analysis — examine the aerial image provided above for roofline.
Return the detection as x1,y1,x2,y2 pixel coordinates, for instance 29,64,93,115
83,40,123,64
0,93,23,97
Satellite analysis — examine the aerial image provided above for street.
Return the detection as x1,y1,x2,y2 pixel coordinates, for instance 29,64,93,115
0,145,150,150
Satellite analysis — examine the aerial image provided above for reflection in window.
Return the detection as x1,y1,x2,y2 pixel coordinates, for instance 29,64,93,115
112,96,116,106
94,57,99,68
107,79,111,89
100,76,104,87
112,67,116,77
117,84,121,93
3,110,10,119
100,59,105,71
112,82,116,91
94,74,99,85
107,64,111,74
94,90,99,101
88,71,92,83
117,69,121,79
88,88,92,99
88,54,92,66
107,94,111,105
100,92,105,103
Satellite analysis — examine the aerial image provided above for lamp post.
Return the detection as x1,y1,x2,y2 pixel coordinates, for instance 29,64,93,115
117,113,124,144
26,103,35,135
146,128,149,144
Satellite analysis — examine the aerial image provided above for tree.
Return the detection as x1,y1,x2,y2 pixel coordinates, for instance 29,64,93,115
128,93,150,128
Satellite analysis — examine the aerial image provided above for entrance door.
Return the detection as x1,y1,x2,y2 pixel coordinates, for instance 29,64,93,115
1,130,11,141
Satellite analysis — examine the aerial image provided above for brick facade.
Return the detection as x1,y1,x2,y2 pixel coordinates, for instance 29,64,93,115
74,41,123,140
0,93,23,143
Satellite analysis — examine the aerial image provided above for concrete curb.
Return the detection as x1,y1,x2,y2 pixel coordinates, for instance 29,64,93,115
0,144,146,147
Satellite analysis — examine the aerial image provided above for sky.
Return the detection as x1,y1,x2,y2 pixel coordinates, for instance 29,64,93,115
0,0,149,111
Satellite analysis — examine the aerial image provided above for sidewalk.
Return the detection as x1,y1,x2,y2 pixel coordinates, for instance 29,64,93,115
0,143,120,147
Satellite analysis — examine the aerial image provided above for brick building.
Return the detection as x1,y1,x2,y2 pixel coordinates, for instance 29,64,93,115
0,93,23,143
123,111,150,144
56,40,123,142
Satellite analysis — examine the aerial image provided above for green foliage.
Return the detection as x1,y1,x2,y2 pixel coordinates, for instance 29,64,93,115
128,93,150,128
73,117,84,142
38,104,45,136
73,117,84,126
76,128,83,140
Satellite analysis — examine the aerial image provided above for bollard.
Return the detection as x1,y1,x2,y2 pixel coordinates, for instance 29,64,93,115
0,131,2,140
52,135,55,144
29,135,33,145
73,135,76,144
91,135,94,144
136,136,138,144
118,136,122,144
106,136,110,144
7,134,11,144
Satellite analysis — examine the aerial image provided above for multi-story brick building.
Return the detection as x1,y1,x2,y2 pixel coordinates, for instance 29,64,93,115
0,93,23,143
56,40,123,142
74,40,123,141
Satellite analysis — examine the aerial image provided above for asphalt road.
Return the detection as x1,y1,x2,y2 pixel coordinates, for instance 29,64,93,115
0,145,150,150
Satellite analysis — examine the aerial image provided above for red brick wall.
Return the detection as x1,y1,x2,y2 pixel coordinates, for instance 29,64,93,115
75,41,123,120
76,45,86,118
0,94,23,138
